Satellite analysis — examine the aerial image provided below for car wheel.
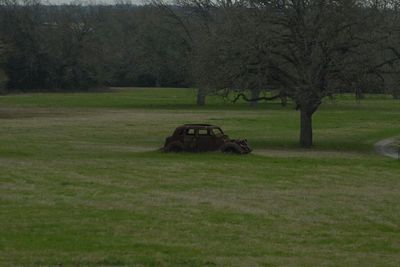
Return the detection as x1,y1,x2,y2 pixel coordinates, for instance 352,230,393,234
223,146,239,154
170,145,183,153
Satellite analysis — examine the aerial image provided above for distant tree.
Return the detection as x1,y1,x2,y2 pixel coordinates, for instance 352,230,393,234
153,0,220,105
95,4,188,88
0,37,7,66
96,4,145,86
0,37,9,92
0,38,5,62
0,0,104,90
383,1,400,99
137,7,188,87
0,0,48,90
44,4,104,89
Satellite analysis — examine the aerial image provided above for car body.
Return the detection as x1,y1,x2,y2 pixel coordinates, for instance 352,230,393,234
163,124,252,154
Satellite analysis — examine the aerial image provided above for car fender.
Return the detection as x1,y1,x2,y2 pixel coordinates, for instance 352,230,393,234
220,142,242,153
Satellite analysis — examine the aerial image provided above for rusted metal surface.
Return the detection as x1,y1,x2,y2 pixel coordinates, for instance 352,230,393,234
163,124,252,154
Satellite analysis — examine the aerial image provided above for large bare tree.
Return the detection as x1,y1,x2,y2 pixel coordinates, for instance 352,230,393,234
175,0,400,147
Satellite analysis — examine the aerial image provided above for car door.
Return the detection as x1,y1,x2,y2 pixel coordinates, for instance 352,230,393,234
211,128,225,148
183,128,197,151
197,128,217,151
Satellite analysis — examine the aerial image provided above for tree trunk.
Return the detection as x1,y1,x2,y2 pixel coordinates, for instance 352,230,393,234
280,95,287,106
355,87,364,100
393,89,400,99
196,87,206,106
300,107,313,148
250,89,260,107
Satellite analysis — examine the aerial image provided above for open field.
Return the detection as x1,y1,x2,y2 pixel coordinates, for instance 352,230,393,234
1,88,400,266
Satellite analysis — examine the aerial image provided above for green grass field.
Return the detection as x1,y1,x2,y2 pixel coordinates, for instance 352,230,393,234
1,88,399,266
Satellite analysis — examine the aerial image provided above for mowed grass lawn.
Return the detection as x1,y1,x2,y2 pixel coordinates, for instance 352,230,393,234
0,88,399,266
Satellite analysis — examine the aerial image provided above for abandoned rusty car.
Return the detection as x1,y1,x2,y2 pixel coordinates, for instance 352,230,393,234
163,124,252,154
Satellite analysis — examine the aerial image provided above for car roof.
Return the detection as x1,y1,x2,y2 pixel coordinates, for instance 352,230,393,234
182,124,219,128
173,124,221,131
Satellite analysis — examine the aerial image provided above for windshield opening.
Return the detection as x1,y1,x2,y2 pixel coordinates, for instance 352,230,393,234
212,128,224,136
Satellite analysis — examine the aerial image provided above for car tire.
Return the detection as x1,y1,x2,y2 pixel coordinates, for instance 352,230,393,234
222,145,240,154
165,142,184,153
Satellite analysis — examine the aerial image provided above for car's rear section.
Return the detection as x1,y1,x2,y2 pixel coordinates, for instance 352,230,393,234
221,139,252,154
233,139,252,154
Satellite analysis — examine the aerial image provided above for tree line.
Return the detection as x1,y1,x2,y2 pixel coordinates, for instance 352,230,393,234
0,0,189,92
1,0,400,147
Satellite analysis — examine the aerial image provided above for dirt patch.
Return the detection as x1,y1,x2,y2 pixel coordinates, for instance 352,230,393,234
253,149,364,159
375,137,400,159
67,141,158,153
0,108,83,119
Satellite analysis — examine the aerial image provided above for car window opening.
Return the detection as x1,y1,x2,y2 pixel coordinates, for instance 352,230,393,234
198,129,209,136
186,128,195,135
212,128,224,136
